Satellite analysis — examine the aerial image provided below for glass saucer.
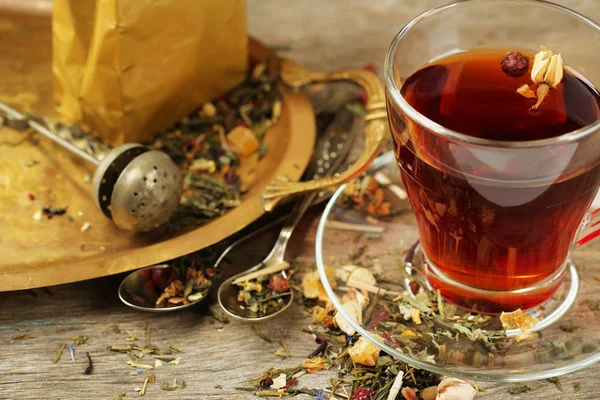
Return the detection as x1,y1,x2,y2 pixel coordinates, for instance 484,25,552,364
315,158,600,382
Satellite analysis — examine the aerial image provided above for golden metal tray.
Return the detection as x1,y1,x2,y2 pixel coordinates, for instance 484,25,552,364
0,7,316,291
0,4,387,292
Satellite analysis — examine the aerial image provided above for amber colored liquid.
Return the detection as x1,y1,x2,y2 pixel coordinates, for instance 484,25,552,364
389,50,600,311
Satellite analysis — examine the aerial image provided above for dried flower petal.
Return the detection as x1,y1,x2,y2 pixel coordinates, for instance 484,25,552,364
517,84,537,99
436,377,476,400
347,267,377,287
410,308,422,325
401,387,419,400
301,357,327,373
348,336,380,366
531,46,553,84
335,300,361,335
532,83,550,110
544,54,564,88
270,373,287,390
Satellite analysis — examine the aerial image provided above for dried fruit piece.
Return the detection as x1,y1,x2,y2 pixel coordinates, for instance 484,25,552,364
348,336,381,366
501,51,529,77
301,357,327,373
227,125,259,158
500,308,539,331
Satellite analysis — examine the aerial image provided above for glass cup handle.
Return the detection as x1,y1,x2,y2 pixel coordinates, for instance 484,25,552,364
576,208,600,246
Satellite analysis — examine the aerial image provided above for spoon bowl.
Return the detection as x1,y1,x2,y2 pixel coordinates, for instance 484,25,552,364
218,269,294,321
118,264,207,312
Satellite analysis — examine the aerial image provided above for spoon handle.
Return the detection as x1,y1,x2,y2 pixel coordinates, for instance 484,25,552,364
0,101,100,165
263,109,358,264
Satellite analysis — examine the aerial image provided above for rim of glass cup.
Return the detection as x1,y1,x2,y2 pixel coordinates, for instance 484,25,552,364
384,0,600,149
315,182,600,382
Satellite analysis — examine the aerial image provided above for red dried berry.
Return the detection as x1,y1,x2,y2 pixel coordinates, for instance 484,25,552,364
268,274,290,293
27,192,35,201
408,280,421,295
351,387,376,400
500,51,529,77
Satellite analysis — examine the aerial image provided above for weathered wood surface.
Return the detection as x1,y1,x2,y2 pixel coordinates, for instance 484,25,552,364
2,0,600,399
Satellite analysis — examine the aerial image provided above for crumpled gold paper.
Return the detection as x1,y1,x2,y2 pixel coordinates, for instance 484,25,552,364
53,0,248,146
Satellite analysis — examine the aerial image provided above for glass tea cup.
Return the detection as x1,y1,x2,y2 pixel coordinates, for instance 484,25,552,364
384,0,600,313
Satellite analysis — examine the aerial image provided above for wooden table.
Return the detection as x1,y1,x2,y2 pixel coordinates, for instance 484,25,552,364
1,0,600,399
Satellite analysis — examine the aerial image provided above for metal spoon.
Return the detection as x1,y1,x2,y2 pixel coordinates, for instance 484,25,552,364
117,150,395,312
0,102,183,232
217,109,359,321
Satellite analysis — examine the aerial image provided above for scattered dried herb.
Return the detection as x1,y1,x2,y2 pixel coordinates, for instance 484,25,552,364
73,335,88,345
11,334,34,341
84,352,93,375
508,383,540,394
281,340,291,357
41,205,68,219
140,377,150,396
112,392,126,400
160,379,180,391
546,377,563,392
53,343,67,363
573,382,581,392
559,324,583,333
252,326,273,344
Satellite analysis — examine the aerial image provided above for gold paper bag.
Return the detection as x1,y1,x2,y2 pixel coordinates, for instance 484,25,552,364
53,0,248,146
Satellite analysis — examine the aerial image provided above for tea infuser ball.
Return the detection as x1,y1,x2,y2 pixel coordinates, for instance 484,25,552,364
92,144,184,232
0,101,183,232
